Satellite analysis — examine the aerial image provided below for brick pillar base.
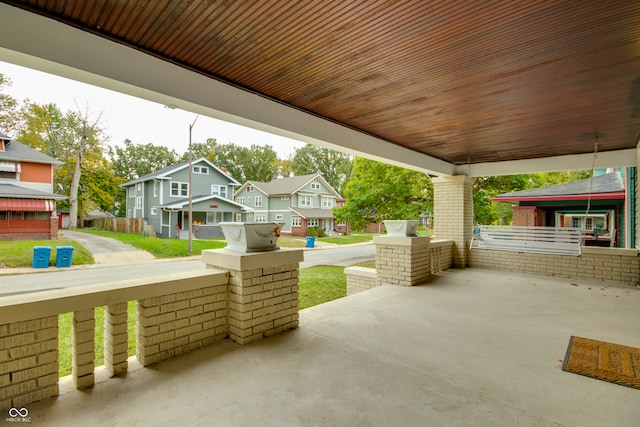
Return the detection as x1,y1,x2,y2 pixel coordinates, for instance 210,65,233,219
202,249,303,345
104,303,128,376
0,316,59,411
374,236,430,286
72,309,95,389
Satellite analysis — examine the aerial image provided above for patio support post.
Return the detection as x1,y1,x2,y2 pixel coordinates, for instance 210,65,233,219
373,236,431,286
72,309,95,389
202,249,304,345
432,175,474,267
104,303,128,377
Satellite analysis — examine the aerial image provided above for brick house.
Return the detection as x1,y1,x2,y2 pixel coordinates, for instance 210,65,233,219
0,133,66,241
493,169,633,248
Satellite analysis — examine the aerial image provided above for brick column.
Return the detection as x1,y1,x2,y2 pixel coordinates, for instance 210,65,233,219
374,236,430,286
104,303,128,376
202,249,303,345
49,214,58,240
432,175,474,267
72,309,95,389
0,316,59,411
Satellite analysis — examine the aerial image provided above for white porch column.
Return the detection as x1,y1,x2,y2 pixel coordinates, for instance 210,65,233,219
432,175,474,267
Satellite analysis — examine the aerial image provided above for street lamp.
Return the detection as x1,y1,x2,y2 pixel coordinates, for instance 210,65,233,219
188,114,199,255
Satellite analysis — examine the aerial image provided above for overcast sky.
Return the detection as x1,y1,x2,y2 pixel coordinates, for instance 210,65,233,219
0,61,305,158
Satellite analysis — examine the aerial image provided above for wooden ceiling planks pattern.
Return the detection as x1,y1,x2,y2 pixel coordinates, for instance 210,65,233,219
6,0,640,165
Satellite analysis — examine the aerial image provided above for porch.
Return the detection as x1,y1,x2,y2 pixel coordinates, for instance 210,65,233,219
23,268,640,426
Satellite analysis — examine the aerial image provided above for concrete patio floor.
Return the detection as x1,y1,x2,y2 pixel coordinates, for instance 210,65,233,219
28,268,640,426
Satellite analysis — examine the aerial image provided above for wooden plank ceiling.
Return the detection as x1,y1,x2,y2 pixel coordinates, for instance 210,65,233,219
6,0,640,165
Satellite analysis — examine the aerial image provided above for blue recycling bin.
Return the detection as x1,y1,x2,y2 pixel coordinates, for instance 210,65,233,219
306,236,316,248
55,246,74,268
32,246,51,269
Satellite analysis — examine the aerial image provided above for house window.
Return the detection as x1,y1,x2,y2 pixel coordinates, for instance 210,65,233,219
585,217,593,231
136,197,142,209
322,197,333,208
151,207,158,215
246,185,253,192
275,214,284,221
153,181,158,197
237,197,246,205
247,196,251,204
572,218,580,228
171,182,188,197
211,185,227,198
281,195,289,200
128,186,135,197
255,196,262,207
206,212,218,224
0,171,17,180
193,165,209,174
292,217,301,226
311,183,321,190
255,214,267,222
127,209,132,218
300,195,312,207
137,183,142,191
308,218,318,227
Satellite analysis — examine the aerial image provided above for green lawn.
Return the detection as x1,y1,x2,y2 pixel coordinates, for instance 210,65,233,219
317,233,374,245
298,266,346,310
80,229,227,257
0,239,94,268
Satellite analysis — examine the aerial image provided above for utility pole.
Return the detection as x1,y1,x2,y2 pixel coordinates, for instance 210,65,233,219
188,114,199,255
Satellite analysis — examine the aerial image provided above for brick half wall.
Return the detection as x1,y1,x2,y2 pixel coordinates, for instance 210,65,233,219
468,246,640,286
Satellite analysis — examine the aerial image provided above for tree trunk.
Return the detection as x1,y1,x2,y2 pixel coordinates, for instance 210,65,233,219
68,151,82,229
68,125,87,230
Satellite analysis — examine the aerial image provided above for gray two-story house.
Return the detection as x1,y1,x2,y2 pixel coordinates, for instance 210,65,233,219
234,173,343,236
122,158,248,238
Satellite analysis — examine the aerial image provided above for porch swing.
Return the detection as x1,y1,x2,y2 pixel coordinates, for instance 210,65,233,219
469,140,600,257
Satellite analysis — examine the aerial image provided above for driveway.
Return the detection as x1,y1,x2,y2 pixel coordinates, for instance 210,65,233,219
60,230,156,265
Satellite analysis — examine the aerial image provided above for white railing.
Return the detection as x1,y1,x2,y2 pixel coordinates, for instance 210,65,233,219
470,225,583,256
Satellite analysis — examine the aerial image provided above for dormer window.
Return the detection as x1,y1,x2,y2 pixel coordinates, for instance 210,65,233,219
193,165,209,174
0,161,20,180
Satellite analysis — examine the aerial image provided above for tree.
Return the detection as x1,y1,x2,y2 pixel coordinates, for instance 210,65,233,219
18,103,109,228
108,139,179,181
212,143,279,182
179,137,218,163
291,144,353,194
0,74,19,135
334,158,432,231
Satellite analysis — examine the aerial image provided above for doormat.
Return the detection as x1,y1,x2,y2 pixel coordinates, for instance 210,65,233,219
562,336,640,390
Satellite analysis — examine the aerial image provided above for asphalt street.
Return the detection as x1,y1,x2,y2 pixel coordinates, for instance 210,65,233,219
0,244,375,296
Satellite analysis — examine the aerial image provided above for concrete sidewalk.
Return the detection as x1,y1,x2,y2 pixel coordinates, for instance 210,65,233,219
26,268,640,426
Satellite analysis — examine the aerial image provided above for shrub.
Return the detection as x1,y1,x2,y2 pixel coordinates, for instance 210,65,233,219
306,226,319,237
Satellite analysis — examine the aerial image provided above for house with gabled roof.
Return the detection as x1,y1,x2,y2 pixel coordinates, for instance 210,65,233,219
122,157,249,238
493,169,634,248
234,173,343,236
0,133,66,240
